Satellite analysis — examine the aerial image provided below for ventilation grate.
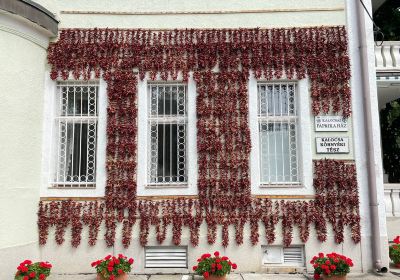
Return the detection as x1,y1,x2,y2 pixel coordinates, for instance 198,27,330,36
145,246,187,268
283,247,304,265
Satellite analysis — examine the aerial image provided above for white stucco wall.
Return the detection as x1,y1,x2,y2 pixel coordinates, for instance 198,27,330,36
0,10,53,280
35,0,346,29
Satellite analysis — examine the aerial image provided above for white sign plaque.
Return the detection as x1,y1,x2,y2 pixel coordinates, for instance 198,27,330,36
315,116,348,132
316,137,349,154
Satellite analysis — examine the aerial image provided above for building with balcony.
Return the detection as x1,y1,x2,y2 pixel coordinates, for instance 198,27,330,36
373,1,400,245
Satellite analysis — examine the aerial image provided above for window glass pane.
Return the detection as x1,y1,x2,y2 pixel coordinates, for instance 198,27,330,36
149,84,187,184
260,123,297,183
259,84,296,117
61,85,97,116
258,82,298,184
55,82,98,186
150,85,186,117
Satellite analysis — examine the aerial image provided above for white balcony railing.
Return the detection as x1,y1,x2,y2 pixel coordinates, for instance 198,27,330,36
384,184,400,217
375,41,400,71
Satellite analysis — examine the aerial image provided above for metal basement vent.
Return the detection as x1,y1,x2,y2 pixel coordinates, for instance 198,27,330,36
263,246,304,266
283,247,304,265
145,246,188,268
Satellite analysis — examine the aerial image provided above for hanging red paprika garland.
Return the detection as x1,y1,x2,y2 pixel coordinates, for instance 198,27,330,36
40,27,359,248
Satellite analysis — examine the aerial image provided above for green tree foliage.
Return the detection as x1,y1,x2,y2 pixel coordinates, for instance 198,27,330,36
374,0,400,41
380,98,400,182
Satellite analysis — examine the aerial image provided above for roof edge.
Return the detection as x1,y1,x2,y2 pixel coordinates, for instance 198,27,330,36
0,0,58,36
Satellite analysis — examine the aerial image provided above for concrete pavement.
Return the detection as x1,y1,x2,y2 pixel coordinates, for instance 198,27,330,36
49,273,400,280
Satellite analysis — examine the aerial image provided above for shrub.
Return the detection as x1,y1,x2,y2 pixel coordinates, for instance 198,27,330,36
193,251,237,278
14,260,52,280
310,252,353,280
91,254,134,280
389,236,400,264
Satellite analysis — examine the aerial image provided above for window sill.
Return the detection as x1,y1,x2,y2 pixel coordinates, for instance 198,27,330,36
49,183,96,189
259,183,304,188
145,183,189,189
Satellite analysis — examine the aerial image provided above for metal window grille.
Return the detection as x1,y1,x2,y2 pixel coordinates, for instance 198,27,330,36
258,82,299,184
53,81,98,187
145,246,188,268
148,84,187,184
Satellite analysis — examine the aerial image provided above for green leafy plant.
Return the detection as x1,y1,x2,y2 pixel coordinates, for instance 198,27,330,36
389,236,400,264
91,254,133,280
14,260,52,280
193,251,237,278
380,99,400,183
310,252,353,280
374,0,400,41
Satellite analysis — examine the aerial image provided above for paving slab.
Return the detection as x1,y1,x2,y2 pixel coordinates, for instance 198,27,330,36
194,274,242,280
51,275,148,280
49,273,400,280
149,275,184,280
242,273,306,280
347,273,399,279
304,273,400,279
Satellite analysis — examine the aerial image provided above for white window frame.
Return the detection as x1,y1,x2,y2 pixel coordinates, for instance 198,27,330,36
257,81,300,185
249,72,313,195
137,73,198,196
41,73,107,197
147,83,188,186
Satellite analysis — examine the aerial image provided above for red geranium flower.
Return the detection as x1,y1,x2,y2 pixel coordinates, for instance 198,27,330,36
203,272,209,278
232,263,237,269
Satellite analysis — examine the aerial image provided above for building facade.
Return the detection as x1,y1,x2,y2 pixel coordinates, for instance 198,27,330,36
0,0,390,279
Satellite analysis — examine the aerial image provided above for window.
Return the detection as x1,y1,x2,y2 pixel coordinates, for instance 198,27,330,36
258,82,299,184
262,246,305,266
53,82,98,187
148,84,187,185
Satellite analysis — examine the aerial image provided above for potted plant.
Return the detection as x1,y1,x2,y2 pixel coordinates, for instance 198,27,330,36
310,252,353,280
193,251,237,280
91,254,134,280
14,260,52,280
389,236,400,268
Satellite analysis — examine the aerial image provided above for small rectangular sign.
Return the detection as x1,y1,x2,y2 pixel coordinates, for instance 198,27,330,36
315,116,348,132
316,137,349,154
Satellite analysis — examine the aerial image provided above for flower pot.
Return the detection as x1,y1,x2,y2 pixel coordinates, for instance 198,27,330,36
96,273,128,280
321,275,347,280
205,275,227,280
395,263,400,268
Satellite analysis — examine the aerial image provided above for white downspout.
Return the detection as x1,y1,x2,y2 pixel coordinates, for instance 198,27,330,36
354,0,388,273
